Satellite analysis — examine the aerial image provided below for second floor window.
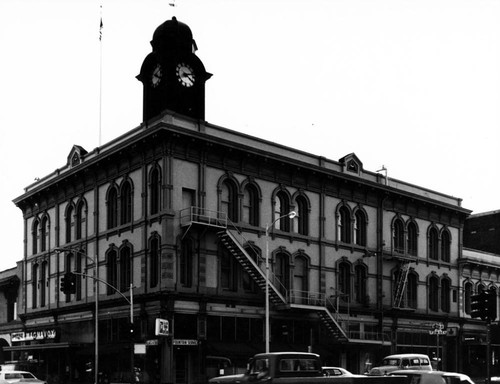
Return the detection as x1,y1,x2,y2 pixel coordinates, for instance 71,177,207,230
338,206,351,243
243,184,259,226
150,167,161,215
429,227,439,260
393,219,405,253
107,187,118,229
221,179,238,222
120,181,132,225
274,191,292,232
407,222,418,256
354,210,367,246
441,230,451,262
296,195,309,236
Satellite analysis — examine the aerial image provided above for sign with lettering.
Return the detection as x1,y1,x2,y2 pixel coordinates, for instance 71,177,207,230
11,329,57,342
173,339,198,346
155,318,170,336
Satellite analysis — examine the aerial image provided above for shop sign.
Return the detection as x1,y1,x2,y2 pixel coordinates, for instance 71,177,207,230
173,339,198,346
155,318,170,336
11,329,57,342
429,323,447,335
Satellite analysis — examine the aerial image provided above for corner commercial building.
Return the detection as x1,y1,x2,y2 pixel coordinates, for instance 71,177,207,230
2,16,495,384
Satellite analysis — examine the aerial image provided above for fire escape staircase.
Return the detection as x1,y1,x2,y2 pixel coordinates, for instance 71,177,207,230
217,228,349,343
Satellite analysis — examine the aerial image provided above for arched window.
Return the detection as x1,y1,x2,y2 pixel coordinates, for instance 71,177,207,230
296,195,309,236
66,204,74,243
120,181,133,225
150,166,161,215
275,191,291,232
354,210,367,246
119,246,132,292
275,252,290,296
180,237,194,288
149,235,160,288
354,264,367,304
243,184,259,226
393,218,405,254
76,200,86,240
221,179,238,222
40,261,48,307
407,272,418,308
106,249,118,295
464,281,473,315
32,219,39,255
107,187,118,229
293,255,308,303
32,263,38,309
441,229,451,262
441,278,451,312
337,206,351,243
429,227,439,260
429,275,439,311
41,216,49,252
338,261,351,302
407,221,418,256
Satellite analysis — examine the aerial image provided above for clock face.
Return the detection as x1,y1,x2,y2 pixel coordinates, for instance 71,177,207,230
151,64,163,87
176,63,195,87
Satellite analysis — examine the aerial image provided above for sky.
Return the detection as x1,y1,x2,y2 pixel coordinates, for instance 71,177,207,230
0,0,499,271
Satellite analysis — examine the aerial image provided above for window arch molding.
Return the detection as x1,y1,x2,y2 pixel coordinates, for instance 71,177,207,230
353,206,368,246
292,191,311,236
391,215,406,254
336,257,352,302
119,177,134,225
439,226,452,262
271,187,293,232
240,178,262,226
106,182,119,229
40,213,51,252
427,224,440,260
217,173,241,222
335,202,353,244
75,197,88,240
148,162,162,215
406,219,419,256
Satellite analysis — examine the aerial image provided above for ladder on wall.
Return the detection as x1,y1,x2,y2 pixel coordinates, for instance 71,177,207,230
393,261,411,308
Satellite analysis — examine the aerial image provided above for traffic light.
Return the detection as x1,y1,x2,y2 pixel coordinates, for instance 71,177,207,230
470,292,486,320
485,290,497,322
60,272,77,295
67,272,77,294
60,274,68,294
470,290,498,322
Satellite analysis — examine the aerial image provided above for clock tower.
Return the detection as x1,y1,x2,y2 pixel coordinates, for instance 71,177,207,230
137,17,211,121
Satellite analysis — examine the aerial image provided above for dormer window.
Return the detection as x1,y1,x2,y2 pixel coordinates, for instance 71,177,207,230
71,153,81,167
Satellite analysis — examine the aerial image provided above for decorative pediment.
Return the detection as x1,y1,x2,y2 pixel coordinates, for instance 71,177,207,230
339,153,363,175
67,145,88,168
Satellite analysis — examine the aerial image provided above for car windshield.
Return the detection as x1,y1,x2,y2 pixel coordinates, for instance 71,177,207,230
382,359,401,366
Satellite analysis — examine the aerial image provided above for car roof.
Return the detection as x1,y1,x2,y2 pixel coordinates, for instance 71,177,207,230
391,370,472,378
384,354,430,359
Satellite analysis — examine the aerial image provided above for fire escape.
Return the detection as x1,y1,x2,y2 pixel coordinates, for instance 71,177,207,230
180,207,392,344
386,234,416,309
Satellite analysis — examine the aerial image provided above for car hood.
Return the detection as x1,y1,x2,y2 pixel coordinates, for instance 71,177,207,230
368,366,399,375
208,373,245,383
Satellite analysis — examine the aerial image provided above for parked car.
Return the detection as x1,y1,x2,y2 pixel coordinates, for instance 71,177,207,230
322,367,363,377
389,369,475,384
368,354,433,375
0,371,46,384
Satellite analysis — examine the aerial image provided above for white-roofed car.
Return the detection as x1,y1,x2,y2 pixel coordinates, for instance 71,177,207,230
389,369,475,384
322,367,365,377
368,354,433,376
0,371,46,384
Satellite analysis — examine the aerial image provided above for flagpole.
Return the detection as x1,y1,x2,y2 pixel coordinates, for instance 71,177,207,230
98,5,103,147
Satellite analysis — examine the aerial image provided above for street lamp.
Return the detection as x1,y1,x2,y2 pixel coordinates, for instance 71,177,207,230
55,247,99,384
265,210,297,353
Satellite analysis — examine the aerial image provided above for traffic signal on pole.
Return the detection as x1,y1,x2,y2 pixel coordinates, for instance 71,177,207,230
470,292,486,320
67,272,77,294
60,272,77,295
485,290,497,322
470,290,497,322
60,274,68,294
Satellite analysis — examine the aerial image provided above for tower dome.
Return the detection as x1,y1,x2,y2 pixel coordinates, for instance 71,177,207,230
151,16,196,54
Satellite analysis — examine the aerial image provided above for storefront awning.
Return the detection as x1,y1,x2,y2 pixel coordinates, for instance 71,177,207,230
3,342,79,351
